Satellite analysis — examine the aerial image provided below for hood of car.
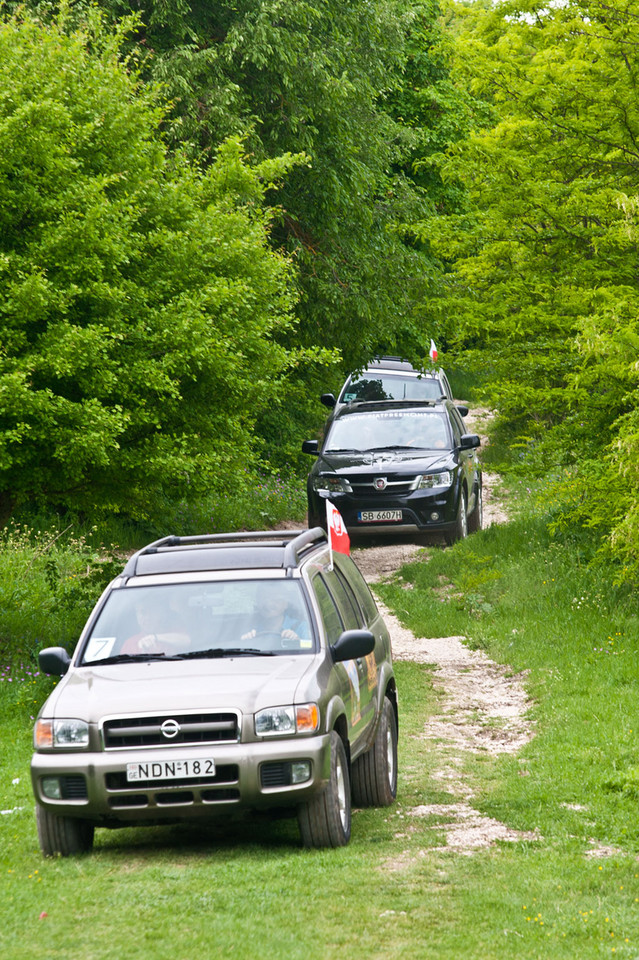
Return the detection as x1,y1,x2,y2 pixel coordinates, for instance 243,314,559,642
315,449,454,474
43,655,319,722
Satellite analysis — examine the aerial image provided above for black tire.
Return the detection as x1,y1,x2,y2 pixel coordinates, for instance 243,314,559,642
36,805,94,857
467,482,483,534
445,488,468,546
351,697,398,807
298,731,351,848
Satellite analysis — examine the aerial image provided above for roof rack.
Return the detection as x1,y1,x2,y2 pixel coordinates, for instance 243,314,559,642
121,527,328,578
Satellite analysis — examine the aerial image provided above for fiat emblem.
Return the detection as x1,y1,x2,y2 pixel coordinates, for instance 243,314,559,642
374,477,388,491
160,718,180,739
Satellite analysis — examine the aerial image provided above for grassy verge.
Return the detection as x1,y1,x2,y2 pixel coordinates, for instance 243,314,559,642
2,476,639,958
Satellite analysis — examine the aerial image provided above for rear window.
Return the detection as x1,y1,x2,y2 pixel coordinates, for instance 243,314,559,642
341,373,443,403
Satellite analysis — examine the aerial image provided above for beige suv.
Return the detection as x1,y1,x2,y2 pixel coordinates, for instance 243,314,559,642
31,529,397,855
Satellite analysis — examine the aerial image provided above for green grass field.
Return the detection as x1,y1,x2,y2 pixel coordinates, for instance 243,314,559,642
2,477,639,959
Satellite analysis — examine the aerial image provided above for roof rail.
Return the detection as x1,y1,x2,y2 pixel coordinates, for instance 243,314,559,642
121,528,329,578
282,527,327,570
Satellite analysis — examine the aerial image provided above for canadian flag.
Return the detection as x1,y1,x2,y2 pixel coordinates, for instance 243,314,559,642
429,339,438,362
326,500,350,567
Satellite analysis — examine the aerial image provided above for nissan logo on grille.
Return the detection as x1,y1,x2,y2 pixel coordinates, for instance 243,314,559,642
374,477,388,491
160,718,180,739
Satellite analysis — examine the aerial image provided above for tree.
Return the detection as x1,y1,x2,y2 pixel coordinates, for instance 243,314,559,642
0,9,305,524
426,0,639,572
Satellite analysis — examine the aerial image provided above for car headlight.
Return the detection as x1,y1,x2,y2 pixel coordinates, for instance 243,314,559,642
416,470,452,489
312,476,352,494
34,718,89,750
255,703,320,737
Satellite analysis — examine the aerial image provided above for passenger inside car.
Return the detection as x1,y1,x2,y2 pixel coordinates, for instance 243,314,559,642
240,584,312,649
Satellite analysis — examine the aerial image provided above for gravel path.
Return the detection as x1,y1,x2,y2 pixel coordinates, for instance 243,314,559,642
353,406,537,854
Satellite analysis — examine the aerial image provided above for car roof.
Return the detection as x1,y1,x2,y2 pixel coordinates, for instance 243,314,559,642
353,356,443,376
363,356,419,372
121,529,328,580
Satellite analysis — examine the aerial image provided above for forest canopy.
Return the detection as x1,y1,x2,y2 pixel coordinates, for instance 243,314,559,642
0,10,307,523
2,0,639,577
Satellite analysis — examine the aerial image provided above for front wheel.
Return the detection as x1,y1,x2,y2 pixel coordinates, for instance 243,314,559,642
467,482,483,534
36,805,94,857
298,731,351,848
445,488,468,546
351,697,398,807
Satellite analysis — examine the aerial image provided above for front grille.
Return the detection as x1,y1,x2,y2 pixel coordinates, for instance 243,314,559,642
59,775,88,799
102,712,239,749
108,787,240,809
350,475,417,496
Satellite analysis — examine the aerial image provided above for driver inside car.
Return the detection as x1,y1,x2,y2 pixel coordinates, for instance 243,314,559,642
241,585,311,647
120,596,191,655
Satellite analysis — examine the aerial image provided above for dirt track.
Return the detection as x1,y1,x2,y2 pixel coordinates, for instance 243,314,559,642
353,408,537,854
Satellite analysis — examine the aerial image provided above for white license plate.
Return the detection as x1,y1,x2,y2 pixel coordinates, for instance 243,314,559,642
358,510,403,523
126,758,216,782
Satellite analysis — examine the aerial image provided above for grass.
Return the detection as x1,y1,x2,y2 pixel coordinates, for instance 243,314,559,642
2,473,639,957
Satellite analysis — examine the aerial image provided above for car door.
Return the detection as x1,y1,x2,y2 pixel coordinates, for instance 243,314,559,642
322,566,376,740
449,404,479,512
311,570,372,749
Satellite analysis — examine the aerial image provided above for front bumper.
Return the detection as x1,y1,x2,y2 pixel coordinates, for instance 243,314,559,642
31,734,333,825
311,487,457,538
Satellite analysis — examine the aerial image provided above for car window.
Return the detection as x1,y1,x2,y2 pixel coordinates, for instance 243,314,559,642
316,569,360,630
341,373,443,403
80,580,314,662
334,555,378,625
311,574,345,643
329,568,366,628
448,406,464,445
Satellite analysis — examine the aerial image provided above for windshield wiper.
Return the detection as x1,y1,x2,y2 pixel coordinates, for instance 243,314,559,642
365,445,415,451
84,652,168,665
170,647,277,659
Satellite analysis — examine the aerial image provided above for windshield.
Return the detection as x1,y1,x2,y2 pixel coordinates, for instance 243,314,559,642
80,580,314,664
325,410,451,453
341,373,443,403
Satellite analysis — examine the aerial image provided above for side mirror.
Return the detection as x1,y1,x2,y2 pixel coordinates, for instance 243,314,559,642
320,393,337,409
302,439,319,455
455,404,469,417
331,629,375,662
39,646,72,676
460,433,481,450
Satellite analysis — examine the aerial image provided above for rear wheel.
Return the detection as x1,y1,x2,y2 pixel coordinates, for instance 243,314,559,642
467,482,483,534
36,805,94,857
351,697,398,807
445,488,468,545
298,731,351,848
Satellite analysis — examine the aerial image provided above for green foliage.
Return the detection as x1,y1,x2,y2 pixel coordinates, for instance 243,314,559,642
0,522,120,661
425,0,639,575
70,0,468,372
0,9,314,523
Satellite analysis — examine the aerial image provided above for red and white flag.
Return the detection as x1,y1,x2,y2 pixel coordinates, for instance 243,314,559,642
326,500,350,567
429,339,438,362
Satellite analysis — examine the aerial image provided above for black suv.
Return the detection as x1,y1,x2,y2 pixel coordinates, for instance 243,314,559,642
303,400,482,545
320,357,454,415
32,529,397,854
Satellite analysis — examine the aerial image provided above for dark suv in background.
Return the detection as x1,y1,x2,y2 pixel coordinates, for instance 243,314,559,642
32,530,397,855
320,357,455,417
303,399,482,545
